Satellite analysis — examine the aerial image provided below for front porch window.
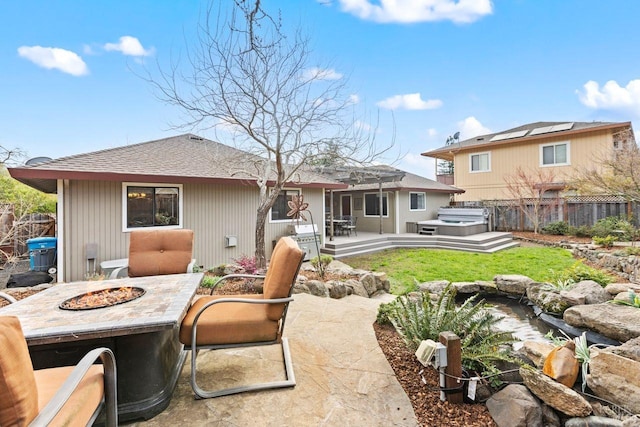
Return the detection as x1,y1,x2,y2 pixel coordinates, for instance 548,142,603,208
123,183,182,231
364,193,388,217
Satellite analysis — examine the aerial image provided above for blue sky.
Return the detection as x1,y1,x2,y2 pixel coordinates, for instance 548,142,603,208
3,0,640,178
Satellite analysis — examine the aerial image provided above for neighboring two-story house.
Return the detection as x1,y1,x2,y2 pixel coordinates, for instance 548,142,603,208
422,121,635,202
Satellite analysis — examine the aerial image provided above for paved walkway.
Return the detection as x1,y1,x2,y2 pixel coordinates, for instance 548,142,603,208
127,293,417,426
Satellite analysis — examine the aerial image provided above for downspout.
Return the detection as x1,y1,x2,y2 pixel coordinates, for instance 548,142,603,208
329,190,335,241
56,179,66,283
395,190,400,234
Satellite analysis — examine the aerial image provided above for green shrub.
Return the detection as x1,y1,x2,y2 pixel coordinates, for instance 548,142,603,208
591,216,635,240
310,254,333,270
379,285,517,380
547,260,612,286
568,225,593,238
201,275,222,288
624,246,640,256
542,221,569,235
609,289,640,308
593,235,617,248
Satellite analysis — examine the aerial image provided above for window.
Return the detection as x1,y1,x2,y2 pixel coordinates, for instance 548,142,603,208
270,189,300,222
410,192,426,211
470,152,490,172
540,142,569,166
123,183,182,231
364,193,388,217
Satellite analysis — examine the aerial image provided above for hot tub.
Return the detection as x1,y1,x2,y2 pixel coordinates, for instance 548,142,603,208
417,219,487,236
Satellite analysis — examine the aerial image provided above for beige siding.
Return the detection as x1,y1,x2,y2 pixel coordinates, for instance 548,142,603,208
398,192,450,224
61,180,324,282
453,130,613,201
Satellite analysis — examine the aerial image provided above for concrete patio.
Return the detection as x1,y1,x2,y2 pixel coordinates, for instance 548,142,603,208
126,292,418,426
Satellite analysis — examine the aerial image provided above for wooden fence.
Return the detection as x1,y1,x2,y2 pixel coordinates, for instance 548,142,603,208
0,204,55,260
452,196,639,232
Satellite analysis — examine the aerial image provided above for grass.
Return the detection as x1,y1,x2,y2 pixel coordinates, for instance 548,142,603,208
342,246,576,294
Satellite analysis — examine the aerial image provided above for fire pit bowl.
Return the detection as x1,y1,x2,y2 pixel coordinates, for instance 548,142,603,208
59,286,146,311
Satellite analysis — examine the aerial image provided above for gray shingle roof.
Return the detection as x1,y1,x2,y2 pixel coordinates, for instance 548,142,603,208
8,134,346,193
422,121,632,159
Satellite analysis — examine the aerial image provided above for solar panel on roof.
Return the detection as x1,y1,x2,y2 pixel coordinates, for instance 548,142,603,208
489,130,529,142
530,122,574,136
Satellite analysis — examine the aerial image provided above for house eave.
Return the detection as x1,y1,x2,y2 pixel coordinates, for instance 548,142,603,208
7,168,348,194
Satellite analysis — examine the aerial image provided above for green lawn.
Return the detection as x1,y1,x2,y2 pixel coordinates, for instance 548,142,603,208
342,246,577,295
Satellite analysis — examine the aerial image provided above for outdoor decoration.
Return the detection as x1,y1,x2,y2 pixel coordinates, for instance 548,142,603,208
287,195,324,277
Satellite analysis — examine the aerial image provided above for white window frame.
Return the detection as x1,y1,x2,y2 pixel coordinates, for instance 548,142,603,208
364,192,389,217
409,192,426,211
469,152,491,173
540,141,570,167
269,188,301,223
122,182,184,232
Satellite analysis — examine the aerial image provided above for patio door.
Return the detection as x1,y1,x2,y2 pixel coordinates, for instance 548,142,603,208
341,195,352,216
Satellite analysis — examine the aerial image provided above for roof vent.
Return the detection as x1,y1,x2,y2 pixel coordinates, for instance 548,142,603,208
189,135,204,141
476,137,484,141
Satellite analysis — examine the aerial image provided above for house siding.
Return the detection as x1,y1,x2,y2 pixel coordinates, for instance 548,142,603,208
61,180,324,282
453,129,613,201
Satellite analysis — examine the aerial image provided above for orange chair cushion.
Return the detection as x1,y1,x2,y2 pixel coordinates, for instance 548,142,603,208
262,237,303,320
34,365,105,427
180,295,279,346
0,316,39,426
128,229,194,277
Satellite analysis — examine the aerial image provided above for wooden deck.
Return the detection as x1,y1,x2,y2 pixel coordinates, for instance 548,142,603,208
321,231,519,258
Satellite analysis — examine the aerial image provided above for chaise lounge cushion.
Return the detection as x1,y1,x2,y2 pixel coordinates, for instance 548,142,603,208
262,237,304,321
180,295,279,346
128,229,194,277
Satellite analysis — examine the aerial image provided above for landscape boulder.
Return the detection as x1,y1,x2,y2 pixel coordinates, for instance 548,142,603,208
604,336,640,362
587,350,640,415
417,280,449,294
486,384,542,427
520,366,592,417
519,340,555,368
494,274,534,296
527,284,570,314
563,303,640,342
560,280,611,306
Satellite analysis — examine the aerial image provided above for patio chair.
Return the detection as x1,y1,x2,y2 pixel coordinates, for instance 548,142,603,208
0,291,17,305
109,228,195,278
0,316,118,427
342,215,357,236
179,236,304,399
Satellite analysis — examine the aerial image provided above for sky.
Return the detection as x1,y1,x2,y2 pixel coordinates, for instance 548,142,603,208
3,0,640,179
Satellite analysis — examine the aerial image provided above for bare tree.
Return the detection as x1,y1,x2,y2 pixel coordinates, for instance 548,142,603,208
149,1,392,267
503,167,560,233
572,129,640,202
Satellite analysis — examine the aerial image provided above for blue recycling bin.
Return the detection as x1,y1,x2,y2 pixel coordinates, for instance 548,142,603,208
27,237,57,272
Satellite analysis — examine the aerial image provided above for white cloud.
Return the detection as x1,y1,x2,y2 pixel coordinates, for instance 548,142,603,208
578,79,640,116
104,36,154,57
457,116,491,139
338,0,493,24
17,46,88,76
400,153,436,179
427,128,438,137
302,67,343,81
376,93,442,110
349,94,360,104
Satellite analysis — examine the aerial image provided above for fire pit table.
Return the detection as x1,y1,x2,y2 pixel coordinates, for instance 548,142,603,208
0,272,204,422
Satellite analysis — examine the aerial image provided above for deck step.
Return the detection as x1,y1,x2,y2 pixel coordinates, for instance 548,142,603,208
320,232,519,258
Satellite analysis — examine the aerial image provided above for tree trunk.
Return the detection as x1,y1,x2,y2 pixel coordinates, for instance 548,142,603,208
254,204,270,269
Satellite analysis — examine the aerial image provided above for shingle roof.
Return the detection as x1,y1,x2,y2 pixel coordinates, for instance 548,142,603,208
8,134,346,193
422,121,632,160
318,165,464,194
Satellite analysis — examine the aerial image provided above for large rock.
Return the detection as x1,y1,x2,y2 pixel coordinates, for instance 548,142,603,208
563,303,640,342
417,280,449,294
587,350,640,415
451,281,479,294
325,280,348,299
519,340,556,368
564,416,623,427
605,336,640,362
527,284,570,314
520,367,592,417
305,280,329,297
485,384,542,427
494,274,534,296
560,280,611,306
605,282,640,296
359,272,389,296
344,279,369,298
